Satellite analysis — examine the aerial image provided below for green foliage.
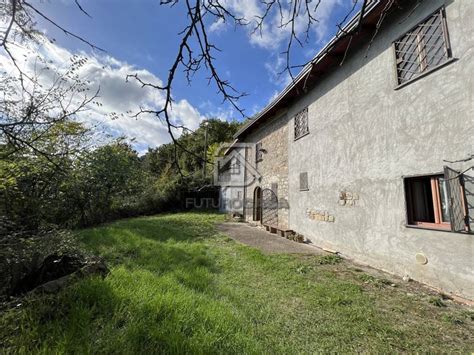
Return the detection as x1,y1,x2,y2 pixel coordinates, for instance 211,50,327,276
143,119,241,178
315,254,343,265
429,297,447,308
1,213,472,353
63,141,146,226
1,118,241,231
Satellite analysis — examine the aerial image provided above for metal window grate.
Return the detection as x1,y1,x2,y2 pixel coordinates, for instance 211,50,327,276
394,8,451,85
255,142,263,162
294,107,309,140
299,172,309,191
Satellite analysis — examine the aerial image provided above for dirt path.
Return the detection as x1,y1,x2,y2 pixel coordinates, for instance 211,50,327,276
217,222,326,255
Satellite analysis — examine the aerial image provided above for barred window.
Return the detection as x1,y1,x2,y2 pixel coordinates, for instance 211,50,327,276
294,107,309,140
299,172,309,191
394,8,451,85
255,142,263,163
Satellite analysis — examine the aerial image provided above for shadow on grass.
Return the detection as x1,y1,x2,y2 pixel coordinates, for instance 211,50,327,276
75,213,224,293
3,212,473,353
1,272,258,354
0,213,260,353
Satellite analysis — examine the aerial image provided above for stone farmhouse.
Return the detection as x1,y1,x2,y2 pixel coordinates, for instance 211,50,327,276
218,0,473,300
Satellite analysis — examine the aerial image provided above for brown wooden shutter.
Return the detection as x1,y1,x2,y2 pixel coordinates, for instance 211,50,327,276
444,166,470,233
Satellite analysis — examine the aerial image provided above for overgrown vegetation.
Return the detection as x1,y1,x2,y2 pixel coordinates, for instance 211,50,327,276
1,212,472,353
1,118,240,232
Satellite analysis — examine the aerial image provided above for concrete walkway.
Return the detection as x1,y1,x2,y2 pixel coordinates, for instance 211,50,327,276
217,222,325,255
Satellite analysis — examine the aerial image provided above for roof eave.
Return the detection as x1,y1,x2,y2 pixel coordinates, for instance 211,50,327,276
233,0,383,140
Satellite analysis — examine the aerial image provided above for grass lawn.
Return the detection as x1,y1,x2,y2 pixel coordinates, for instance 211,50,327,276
1,212,473,353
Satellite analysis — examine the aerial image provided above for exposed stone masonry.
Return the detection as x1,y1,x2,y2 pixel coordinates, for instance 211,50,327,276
243,113,289,229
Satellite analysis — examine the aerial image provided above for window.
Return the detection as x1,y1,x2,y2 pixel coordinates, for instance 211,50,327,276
405,175,449,229
255,142,263,163
294,107,309,140
299,172,309,191
404,169,470,232
394,8,452,85
230,158,241,175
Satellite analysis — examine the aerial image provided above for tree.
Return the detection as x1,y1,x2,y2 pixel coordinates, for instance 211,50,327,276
1,120,92,232
0,54,100,163
1,0,388,176
143,119,241,179
64,141,144,226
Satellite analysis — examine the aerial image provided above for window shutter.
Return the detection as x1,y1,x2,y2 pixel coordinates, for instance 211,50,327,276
443,166,470,233
299,172,309,191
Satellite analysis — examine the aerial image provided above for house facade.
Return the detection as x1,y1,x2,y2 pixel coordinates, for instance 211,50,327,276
219,0,473,300
217,145,246,215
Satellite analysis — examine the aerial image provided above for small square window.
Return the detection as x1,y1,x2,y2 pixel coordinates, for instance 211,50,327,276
394,8,452,85
294,107,309,140
299,172,309,191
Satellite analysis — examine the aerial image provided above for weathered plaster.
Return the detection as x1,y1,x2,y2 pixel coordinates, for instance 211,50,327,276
285,0,474,299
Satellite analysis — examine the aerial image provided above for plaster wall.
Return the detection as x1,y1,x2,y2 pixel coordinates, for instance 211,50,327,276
286,0,474,299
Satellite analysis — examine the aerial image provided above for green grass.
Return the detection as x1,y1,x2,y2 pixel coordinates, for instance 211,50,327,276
1,212,473,353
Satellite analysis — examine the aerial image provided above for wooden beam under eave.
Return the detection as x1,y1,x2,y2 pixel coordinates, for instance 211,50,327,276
360,23,377,32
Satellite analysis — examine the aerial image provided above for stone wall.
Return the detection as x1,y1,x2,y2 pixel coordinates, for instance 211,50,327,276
242,113,289,229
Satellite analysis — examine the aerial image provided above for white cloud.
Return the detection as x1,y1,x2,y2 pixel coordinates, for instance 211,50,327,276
198,99,237,122
207,0,344,50
0,40,206,153
209,18,226,33
208,0,345,92
264,55,291,88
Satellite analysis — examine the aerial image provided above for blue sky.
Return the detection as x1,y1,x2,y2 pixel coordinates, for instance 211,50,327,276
2,0,358,152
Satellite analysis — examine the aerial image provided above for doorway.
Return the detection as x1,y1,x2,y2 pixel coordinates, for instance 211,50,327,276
253,187,262,222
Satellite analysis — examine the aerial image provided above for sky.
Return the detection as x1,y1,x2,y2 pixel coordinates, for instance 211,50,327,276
0,0,359,153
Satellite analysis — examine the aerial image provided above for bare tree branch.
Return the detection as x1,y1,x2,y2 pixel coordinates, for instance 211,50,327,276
22,1,103,51
1,0,411,180
0,0,16,47
74,0,92,19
